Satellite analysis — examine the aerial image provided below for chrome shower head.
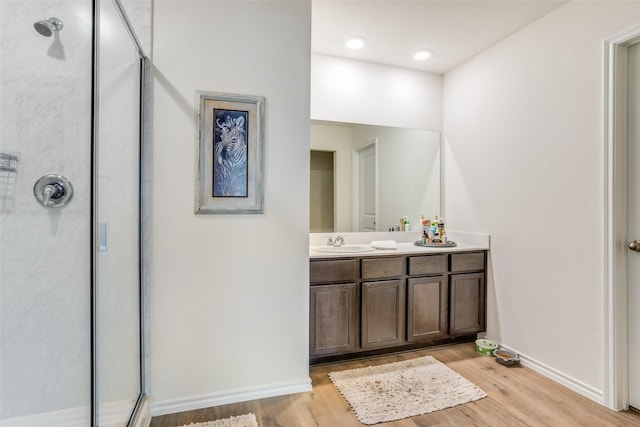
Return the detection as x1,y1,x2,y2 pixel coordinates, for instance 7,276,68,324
34,17,63,37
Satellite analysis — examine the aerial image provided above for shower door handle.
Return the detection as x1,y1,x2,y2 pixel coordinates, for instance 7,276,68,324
98,223,108,252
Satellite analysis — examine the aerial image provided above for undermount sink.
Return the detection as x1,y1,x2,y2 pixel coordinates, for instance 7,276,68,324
311,244,375,253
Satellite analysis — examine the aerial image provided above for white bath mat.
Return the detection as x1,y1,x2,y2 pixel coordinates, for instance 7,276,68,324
329,355,487,425
176,413,257,427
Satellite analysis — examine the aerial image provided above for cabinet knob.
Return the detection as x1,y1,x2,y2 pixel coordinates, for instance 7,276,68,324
628,240,640,252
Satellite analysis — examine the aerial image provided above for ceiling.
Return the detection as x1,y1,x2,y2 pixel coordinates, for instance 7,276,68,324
312,0,567,74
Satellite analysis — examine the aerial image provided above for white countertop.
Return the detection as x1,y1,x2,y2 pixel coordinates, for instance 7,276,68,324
309,230,490,259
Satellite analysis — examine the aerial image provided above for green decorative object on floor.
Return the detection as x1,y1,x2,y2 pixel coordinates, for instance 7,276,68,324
475,338,498,356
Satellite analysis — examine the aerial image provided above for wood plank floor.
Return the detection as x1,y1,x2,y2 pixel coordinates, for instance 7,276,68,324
150,343,640,427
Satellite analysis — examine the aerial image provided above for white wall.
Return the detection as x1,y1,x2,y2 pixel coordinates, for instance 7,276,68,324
443,1,640,402
311,54,443,130
120,0,152,56
150,0,311,414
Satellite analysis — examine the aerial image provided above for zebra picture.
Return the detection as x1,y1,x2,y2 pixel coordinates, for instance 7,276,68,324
213,109,249,197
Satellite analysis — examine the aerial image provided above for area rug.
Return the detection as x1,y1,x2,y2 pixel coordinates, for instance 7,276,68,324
176,413,257,427
328,355,487,425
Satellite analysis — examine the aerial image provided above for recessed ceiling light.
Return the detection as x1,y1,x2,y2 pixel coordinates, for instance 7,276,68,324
345,36,366,50
413,49,432,61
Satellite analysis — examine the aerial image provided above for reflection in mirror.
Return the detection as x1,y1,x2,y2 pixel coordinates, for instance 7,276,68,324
310,150,334,232
310,120,441,233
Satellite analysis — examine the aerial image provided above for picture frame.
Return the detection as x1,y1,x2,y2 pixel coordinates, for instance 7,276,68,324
195,91,265,214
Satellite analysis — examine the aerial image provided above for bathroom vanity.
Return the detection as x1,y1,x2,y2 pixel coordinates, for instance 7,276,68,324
309,240,488,364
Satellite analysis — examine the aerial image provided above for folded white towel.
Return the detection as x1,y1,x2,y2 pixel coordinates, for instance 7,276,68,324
371,240,397,250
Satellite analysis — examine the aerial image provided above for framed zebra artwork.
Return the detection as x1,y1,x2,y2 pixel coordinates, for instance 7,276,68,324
195,91,265,214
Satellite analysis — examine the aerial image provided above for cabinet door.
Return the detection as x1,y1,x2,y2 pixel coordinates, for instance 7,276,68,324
361,280,405,349
407,276,448,342
310,283,358,357
449,272,486,336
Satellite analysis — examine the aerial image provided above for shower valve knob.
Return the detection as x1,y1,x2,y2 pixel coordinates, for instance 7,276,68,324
34,174,73,208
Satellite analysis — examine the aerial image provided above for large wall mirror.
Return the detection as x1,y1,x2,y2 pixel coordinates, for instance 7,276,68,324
310,120,441,233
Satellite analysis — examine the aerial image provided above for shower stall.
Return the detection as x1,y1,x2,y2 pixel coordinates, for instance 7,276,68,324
0,0,149,426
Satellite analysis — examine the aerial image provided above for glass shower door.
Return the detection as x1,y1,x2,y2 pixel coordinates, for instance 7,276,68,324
95,0,143,425
0,0,146,425
0,1,93,425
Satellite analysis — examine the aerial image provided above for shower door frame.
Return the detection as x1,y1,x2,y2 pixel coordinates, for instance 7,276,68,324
91,0,150,425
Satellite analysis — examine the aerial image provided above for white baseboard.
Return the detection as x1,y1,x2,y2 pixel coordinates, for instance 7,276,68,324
0,406,90,427
1,398,152,427
486,340,604,405
150,378,312,417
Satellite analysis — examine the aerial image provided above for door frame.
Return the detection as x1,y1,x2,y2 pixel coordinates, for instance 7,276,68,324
604,23,640,411
309,149,336,232
352,139,378,232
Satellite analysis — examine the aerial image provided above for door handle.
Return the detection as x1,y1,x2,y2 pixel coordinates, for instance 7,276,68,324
629,240,640,252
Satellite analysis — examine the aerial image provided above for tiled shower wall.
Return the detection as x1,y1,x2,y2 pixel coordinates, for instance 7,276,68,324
0,0,93,421
0,0,151,423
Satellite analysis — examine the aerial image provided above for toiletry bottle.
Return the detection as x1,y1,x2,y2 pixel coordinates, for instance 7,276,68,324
430,217,439,241
438,217,445,242
404,217,410,232
399,218,405,232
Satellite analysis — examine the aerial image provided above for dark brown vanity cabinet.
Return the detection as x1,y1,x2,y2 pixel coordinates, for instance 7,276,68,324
360,257,405,349
449,252,486,336
361,280,405,349
309,250,486,363
309,259,358,357
406,254,449,342
407,276,448,342
309,283,358,357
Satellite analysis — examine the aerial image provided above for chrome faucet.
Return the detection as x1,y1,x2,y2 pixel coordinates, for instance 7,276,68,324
327,235,345,247
33,174,74,208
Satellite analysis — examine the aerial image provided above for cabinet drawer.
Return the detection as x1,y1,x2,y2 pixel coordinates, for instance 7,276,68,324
408,254,447,276
361,257,403,280
450,252,485,273
310,259,356,283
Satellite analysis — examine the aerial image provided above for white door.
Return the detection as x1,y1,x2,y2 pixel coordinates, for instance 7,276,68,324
356,144,377,232
628,41,640,410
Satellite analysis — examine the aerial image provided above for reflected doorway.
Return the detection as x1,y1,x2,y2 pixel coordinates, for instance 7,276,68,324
310,150,335,232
